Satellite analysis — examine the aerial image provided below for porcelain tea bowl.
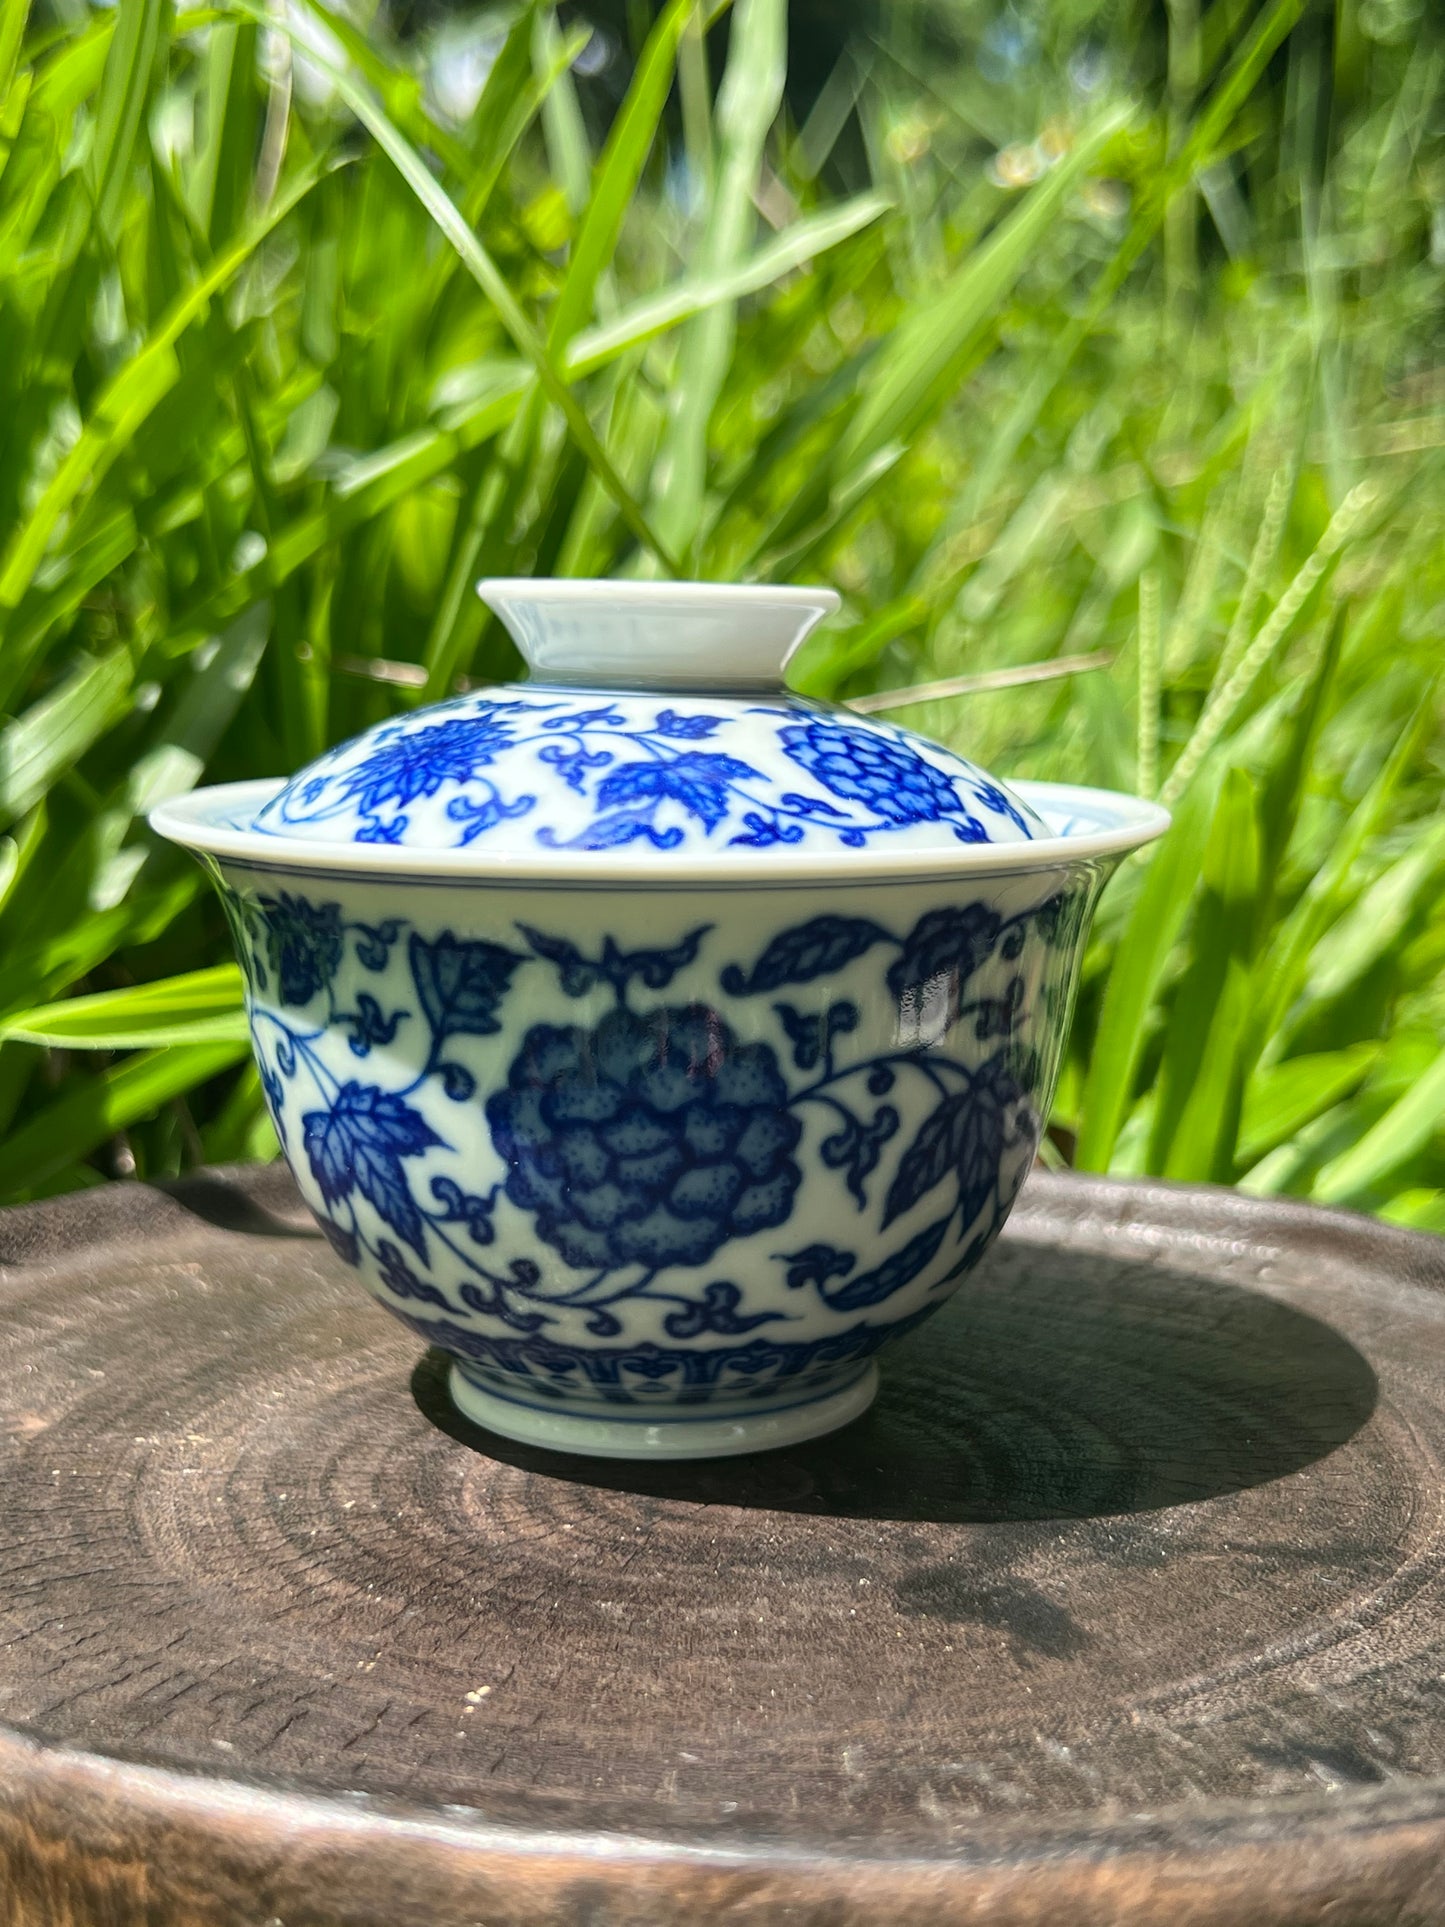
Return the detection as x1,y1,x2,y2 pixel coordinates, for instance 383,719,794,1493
150,581,1168,1460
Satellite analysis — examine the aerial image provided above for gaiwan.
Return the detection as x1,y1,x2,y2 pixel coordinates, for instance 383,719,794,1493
151,581,1168,1460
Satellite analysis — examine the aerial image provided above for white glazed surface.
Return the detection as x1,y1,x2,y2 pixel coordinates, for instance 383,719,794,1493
245,688,1050,858
212,855,1103,1451
476,577,840,689
154,777,1169,881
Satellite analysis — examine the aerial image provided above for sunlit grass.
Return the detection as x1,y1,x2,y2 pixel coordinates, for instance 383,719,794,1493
0,0,1441,1227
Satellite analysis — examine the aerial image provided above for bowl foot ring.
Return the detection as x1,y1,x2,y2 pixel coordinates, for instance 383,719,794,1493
446,1360,880,1461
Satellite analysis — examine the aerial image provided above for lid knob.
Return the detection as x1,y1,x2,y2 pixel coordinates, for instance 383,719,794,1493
477,578,839,692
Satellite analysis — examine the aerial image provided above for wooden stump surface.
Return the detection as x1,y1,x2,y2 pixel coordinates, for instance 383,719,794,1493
2,1164,1445,1925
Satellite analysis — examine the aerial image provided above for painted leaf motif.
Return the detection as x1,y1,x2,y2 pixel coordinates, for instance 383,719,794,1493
342,991,408,1057
302,1081,442,1260
886,904,1002,1005
774,1243,857,1292
259,892,344,1005
516,924,599,996
773,998,858,1070
601,925,712,992
538,809,683,851
439,1062,476,1101
443,790,536,845
663,1280,785,1338
539,742,613,792
376,1239,452,1308
594,762,680,810
721,915,891,994
882,1055,1015,1229
821,1102,900,1209
1027,890,1084,947
596,751,758,831
728,810,804,848
774,1000,822,1069
779,791,848,818
970,977,1025,1041
541,704,625,731
354,919,402,971
457,1277,549,1333
518,922,712,997
822,1213,952,1311
430,1175,498,1245
409,930,527,1044
654,709,724,739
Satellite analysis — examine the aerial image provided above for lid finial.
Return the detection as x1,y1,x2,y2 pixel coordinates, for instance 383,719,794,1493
477,578,840,692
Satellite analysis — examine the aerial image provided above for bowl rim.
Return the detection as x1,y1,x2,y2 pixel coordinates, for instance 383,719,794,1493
149,778,1171,885
476,576,843,609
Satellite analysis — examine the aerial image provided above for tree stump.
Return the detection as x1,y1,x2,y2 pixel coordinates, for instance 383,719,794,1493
2,1163,1445,1925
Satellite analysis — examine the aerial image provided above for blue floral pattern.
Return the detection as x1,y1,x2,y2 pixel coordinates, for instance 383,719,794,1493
249,691,1045,856
779,719,991,843
487,1006,802,1273
226,870,1089,1412
414,1307,936,1411
302,1081,442,1261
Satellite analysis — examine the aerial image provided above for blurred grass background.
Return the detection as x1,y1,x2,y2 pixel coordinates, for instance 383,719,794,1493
0,0,1442,1227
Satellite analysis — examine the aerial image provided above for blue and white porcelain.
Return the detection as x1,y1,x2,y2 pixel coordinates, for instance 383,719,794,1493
151,580,1168,1460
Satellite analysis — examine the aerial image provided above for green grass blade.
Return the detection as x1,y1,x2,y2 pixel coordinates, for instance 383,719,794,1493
1135,566,1162,796
678,0,715,190
1161,484,1376,806
0,1039,247,1199
899,1,1307,550
137,605,272,808
465,1,539,178
419,385,546,699
648,0,788,563
256,0,681,576
1074,772,1218,1172
1,965,246,1049
1177,0,1306,181
0,0,25,105
301,0,471,177
1379,1189,1445,1236
837,107,1129,478
0,650,132,830
90,0,164,239
1313,1047,1445,1205
0,20,114,265
788,591,929,699
0,506,139,705
0,807,45,920
1250,685,1439,1057
1150,765,1262,1179
1254,600,1346,900
1238,1044,1380,1167
0,159,326,623
1304,818,1445,1009
534,7,591,216
176,379,528,643
564,194,892,377
548,0,693,354
0,877,199,1020
203,19,262,249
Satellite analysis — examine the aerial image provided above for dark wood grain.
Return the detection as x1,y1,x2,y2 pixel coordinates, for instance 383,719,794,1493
1,1164,1444,1923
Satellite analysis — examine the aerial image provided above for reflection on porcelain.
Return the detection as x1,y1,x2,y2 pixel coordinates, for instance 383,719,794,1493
151,578,1169,1460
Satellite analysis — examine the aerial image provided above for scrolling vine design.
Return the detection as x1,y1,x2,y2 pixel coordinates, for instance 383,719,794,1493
252,695,1041,853
232,879,1084,1400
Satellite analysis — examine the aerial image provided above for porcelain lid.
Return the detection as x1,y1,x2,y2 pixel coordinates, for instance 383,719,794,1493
243,580,1051,864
